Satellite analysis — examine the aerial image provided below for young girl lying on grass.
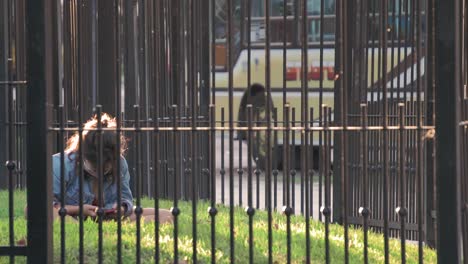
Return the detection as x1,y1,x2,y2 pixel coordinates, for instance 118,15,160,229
26,113,173,224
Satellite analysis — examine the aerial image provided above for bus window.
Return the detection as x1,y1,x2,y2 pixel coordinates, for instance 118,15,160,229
242,0,337,46
214,0,242,71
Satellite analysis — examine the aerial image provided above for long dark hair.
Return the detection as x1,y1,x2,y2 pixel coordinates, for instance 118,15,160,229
65,113,128,181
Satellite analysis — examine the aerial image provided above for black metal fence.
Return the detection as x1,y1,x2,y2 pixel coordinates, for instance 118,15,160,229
1,0,466,263
462,82,468,262
0,0,28,191
461,0,468,260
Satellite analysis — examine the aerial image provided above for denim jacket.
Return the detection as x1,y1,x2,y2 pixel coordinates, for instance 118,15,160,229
52,152,134,216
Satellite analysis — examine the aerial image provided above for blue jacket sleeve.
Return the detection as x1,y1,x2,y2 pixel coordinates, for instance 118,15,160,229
52,153,70,206
120,157,134,217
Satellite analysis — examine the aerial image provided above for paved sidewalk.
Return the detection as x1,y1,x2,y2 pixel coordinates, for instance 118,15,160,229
214,135,333,220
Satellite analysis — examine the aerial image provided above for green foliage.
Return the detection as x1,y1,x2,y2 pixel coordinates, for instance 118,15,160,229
0,190,436,263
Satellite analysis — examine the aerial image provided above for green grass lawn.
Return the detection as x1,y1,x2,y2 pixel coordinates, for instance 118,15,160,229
0,190,436,263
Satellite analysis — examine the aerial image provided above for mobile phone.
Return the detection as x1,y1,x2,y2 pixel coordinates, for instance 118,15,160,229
104,208,117,215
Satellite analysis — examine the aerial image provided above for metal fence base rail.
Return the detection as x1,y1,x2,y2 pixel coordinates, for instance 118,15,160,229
0,0,466,263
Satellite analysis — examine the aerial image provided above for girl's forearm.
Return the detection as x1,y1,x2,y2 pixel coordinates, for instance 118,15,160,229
64,205,79,215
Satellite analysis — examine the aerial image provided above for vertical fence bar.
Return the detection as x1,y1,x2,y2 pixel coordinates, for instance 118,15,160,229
110,0,122,262
200,3,211,181
304,104,311,263
390,0,396,103
238,127,243,206
318,0,325,223
321,105,331,264
247,104,255,264
0,0,7,190
132,0,141,111
7,3,15,258
415,0,424,262
265,0,274,261
153,0,161,262
142,0,151,198
360,0,368,103
397,103,407,264
10,0,18,198
342,0,351,262
188,0,198,261
114,1,123,262
96,105,104,264
245,2,252,207
91,0,99,105
332,0,341,224
161,0,169,200
221,107,225,204
133,105,142,264
5,2,17,262
435,0,462,262
309,107,314,219
256,111,261,209
208,105,217,264
301,0,310,259
291,108,296,215
327,108,333,211
211,0,216,105
318,105,324,221
75,2,86,262
381,0,390,262
462,1,468,261
319,0,325,223
26,0,54,262
171,105,180,263
359,104,369,264
282,0,287,107
283,104,292,264
227,0,235,260
301,92,310,252
247,0,251,107
377,0,382,109
273,108,278,211
281,0,288,214
410,102,416,241
370,0,376,103
404,0,409,102
397,0,402,95
410,0,415,102
319,0,324,113
463,102,468,263
354,0,365,232
18,0,28,191
425,0,437,248
58,105,66,264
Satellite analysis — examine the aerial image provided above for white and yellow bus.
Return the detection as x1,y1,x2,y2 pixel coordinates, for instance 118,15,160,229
212,0,423,169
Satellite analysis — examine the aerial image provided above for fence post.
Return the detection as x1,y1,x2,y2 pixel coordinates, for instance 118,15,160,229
332,0,343,224
26,0,54,262
435,0,462,263
0,0,7,189
425,0,437,248
333,0,354,225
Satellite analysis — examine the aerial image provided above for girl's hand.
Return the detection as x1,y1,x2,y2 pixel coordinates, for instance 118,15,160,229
82,204,98,217
112,203,126,215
